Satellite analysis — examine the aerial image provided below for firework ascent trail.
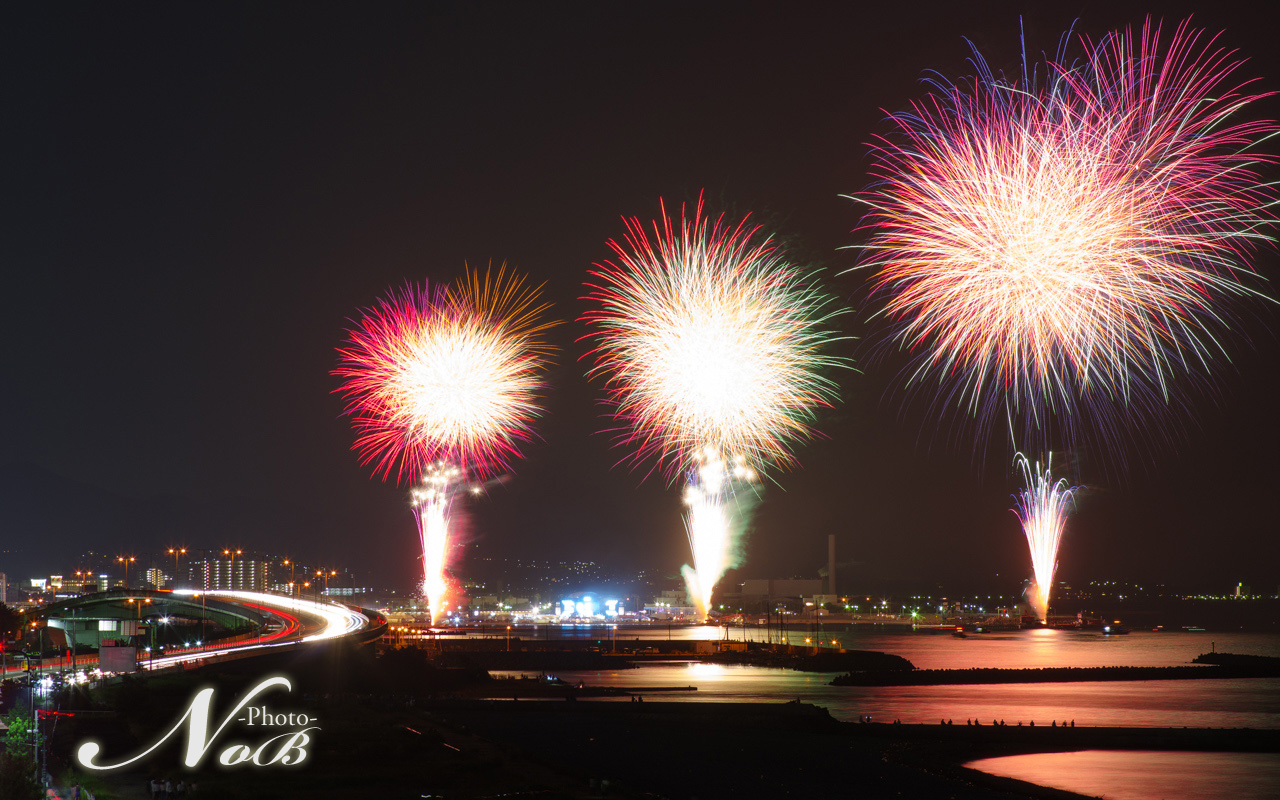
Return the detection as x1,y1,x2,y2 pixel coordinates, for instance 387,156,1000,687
855,18,1275,614
336,267,554,624
1013,453,1080,622
584,196,846,619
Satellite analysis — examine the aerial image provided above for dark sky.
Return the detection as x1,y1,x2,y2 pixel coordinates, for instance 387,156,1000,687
3,1,1278,595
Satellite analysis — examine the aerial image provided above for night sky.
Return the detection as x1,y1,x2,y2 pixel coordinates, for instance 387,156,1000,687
3,1,1278,595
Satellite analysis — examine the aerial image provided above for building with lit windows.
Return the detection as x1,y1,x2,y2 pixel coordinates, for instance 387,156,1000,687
192,555,271,592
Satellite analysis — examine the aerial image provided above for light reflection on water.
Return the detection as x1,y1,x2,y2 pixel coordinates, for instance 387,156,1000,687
491,630,1280,727
966,751,1280,800
546,625,1280,669
515,663,1280,728
488,630,1280,799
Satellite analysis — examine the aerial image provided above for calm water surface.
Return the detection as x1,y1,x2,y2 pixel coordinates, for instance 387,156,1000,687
966,751,1280,800
495,629,1280,729
545,624,1280,669
493,629,1280,799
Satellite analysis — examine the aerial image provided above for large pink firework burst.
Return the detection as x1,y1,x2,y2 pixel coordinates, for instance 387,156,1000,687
335,267,555,483
857,18,1276,444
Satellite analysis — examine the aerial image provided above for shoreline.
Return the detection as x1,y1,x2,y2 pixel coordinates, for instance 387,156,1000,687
429,698,1280,799
832,662,1280,685
431,643,1280,686
48,643,1278,799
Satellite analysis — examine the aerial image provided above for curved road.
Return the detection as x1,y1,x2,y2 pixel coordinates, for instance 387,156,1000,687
9,590,384,677
145,589,383,669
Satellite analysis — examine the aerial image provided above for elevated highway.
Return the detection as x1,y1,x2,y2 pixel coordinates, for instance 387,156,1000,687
9,589,386,677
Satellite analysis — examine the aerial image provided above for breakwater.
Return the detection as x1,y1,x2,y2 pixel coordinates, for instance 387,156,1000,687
832,655,1280,687
709,647,915,672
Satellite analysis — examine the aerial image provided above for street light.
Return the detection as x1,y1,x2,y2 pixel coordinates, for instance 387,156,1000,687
223,549,242,591
167,548,187,589
315,569,337,598
196,592,206,650
31,621,44,680
125,597,152,620
283,560,296,595
117,556,136,589
151,616,171,667
126,598,152,665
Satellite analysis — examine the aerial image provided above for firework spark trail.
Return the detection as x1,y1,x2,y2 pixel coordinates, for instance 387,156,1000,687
1013,453,1079,622
857,18,1276,445
584,196,845,619
411,464,471,625
336,267,554,624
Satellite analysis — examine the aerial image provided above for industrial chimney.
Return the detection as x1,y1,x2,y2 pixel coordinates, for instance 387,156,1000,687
828,534,836,597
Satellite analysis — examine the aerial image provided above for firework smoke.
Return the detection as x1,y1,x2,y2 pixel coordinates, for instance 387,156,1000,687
679,447,758,617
